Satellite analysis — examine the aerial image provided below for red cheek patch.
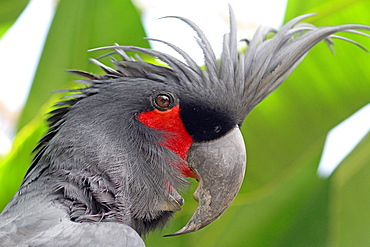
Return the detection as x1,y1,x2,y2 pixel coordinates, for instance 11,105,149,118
138,105,196,178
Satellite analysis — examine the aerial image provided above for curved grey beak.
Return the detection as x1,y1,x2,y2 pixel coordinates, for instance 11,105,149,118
166,127,246,236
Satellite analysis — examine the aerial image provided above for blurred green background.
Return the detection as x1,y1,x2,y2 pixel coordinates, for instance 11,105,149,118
0,0,369,246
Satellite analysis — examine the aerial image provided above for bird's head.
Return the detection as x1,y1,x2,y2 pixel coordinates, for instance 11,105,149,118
27,7,370,237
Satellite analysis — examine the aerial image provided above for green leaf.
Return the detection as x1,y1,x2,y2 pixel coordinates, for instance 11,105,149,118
0,106,46,210
328,132,370,247
17,0,149,131
0,0,29,38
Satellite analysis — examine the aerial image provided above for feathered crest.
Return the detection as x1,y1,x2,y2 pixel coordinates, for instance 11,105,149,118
87,8,370,117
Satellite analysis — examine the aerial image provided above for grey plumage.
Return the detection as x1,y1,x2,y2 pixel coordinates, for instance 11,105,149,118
1,7,369,246
0,179,144,246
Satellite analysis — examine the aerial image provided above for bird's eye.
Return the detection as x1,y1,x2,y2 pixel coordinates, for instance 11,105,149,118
156,94,170,108
153,92,175,111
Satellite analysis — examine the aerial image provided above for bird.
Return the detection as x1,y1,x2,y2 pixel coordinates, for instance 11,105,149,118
1,6,369,247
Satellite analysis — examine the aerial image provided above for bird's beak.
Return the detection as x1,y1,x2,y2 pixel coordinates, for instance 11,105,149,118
166,126,246,236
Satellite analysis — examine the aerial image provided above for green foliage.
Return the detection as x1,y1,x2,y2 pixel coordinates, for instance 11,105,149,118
16,0,149,131
0,0,29,38
0,0,369,246
0,105,46,208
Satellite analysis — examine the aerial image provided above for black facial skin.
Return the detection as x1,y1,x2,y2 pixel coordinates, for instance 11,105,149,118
179,101,236,143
